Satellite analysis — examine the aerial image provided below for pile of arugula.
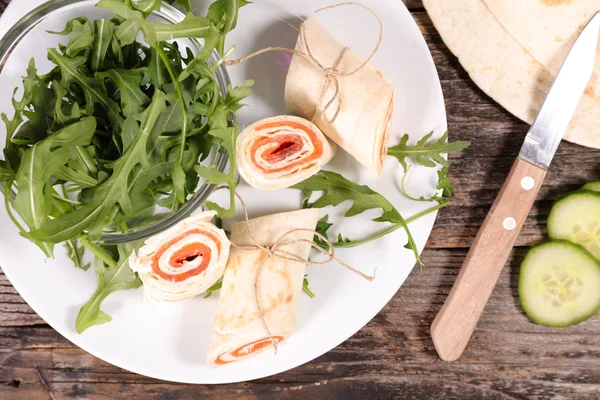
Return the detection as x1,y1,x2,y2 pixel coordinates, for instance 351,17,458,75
0,0,251,332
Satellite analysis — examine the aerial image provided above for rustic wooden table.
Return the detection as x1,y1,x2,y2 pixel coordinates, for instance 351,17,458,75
2,0,600,399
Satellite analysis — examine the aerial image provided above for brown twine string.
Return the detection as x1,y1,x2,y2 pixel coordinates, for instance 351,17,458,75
224,2,384,125
209,188,375,354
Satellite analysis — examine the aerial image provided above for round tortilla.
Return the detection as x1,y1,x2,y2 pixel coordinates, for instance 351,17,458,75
423,0,600,148
482,0,600,99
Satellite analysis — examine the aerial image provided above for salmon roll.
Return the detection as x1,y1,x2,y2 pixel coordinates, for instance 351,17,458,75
129,211,230,303
284,17,395,176
208,208,321,366
236,116,336,190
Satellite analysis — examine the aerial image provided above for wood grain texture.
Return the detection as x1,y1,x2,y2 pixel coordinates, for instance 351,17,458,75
431,159,546,361
2,2,600,400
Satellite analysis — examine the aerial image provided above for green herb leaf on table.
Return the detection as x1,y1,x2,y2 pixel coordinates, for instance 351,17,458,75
436,164,455,198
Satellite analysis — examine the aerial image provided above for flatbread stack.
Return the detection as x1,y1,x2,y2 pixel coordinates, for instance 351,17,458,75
423,0,600,148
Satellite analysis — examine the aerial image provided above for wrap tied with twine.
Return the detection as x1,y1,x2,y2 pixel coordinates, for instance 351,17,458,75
224,2,383,125
214,190,376,354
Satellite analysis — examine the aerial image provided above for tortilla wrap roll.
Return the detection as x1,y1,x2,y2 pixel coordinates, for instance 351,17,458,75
208,208,320,366
129,211,230,303
236,116,336,190
284,17,395,176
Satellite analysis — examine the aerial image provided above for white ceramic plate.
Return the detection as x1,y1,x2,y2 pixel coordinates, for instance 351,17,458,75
0,0,446,384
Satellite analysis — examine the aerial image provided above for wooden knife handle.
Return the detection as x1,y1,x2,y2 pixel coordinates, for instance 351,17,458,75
431,158,546,361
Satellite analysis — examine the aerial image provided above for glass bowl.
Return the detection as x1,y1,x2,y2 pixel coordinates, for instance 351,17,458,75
0,0,230,245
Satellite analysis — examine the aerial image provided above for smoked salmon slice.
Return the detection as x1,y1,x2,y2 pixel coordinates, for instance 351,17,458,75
129,211,230,303
236,116,336,190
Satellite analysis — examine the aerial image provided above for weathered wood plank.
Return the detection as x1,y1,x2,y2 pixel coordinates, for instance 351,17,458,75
403,0,424,10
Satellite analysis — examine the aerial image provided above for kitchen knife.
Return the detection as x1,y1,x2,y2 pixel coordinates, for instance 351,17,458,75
430,11,600,362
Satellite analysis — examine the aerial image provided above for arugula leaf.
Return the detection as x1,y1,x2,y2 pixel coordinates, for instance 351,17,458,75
154,46,189,204
115,18,143,46
313,215,333,251
401,164,453,203
144,15,220,47
96,0,145,20
207,0,251,55
65,239,91,271
203,277,223,298
75,244,142,333
67,146,98,183
302,275,315,298
195,80,253,217
387,131,470,170
2,59,38,168
48,17,94,57
293,171,422,267
132,0,162,16
91,19,115,72
436,165,454,198
48,48,124,129
13,117,96,256
293,171,393,217
96,68,150,117
0,161,14,183
54,165,98,189
145,47,166,89
101,0,219,47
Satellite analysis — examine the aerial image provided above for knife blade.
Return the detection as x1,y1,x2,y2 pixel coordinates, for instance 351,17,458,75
430,11,600,362
520,11,600,170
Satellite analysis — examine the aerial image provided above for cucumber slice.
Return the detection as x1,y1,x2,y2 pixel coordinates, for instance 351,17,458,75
519,240,600,327
582,181,600,192
547,191,600,259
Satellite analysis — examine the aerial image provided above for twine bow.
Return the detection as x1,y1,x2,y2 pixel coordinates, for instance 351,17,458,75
220,191,376,354
224,2,384,125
